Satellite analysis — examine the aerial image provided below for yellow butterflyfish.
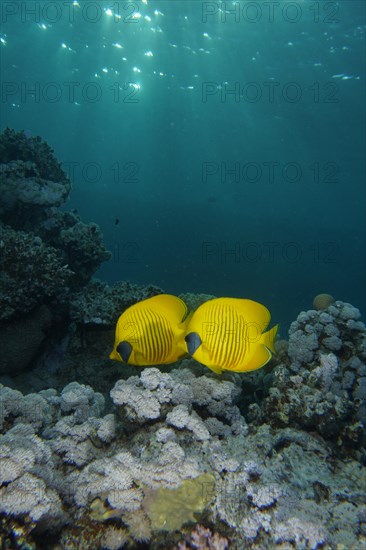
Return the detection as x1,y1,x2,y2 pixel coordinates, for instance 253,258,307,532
184,297,278,374
109,294,189,366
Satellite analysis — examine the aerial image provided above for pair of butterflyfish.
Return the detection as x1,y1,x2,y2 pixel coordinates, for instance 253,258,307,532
109,294,278,374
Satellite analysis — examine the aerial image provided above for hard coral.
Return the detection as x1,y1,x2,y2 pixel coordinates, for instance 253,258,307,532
0,225,72,321
0,128,111,336
0,128,70,229
177,524,229,550
313,293,335,310
143,474,216,531
0,304,53,376
39,211,111,287
248,301,366,454
0,128,67,181
0,360,366,548
59,222,111,284
110,366,244,438
69,279,163,325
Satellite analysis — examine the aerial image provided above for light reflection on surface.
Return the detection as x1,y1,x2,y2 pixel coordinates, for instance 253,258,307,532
0,0,363,104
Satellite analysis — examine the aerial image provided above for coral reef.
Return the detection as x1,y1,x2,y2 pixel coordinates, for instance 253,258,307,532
313,293,335,310
0,128,113,375
0,305,52,375
0,225,72,321
176,524,229,549
0,129,365,550
0,128,111,301
58,221,111,284
1,369,231,545
0,332,365,548
0,128,70,229
69,279,163,325
246,301,366,457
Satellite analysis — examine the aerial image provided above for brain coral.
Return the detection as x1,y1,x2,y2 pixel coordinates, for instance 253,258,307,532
313,293,335,310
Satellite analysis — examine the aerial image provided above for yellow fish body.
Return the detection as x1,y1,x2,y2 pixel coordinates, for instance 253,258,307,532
184,297,278,374
109,294,189,366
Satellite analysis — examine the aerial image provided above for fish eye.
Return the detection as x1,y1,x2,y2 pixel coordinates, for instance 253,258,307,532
185,332,202,356
116,341,132,363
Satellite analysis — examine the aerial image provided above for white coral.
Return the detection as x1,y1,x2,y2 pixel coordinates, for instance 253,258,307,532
60,382,104,421
319,353,339,391
0,472,62,521
102,527,129,550
166,405,210,441
107,487,143,511
0,445,35,483
110,380,161,420
97,414,116,443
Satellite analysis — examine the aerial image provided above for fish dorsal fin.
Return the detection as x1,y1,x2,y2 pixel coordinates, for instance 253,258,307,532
230,298,271,332
146,294,188,324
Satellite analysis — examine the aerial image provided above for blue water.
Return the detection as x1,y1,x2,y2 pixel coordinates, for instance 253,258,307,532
1,0,365,330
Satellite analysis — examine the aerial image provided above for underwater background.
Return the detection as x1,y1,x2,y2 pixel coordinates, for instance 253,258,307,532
1,0,365,330
1,1,366,549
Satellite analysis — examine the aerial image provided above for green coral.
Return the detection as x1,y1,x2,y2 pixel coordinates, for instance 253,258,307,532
142,473,216,531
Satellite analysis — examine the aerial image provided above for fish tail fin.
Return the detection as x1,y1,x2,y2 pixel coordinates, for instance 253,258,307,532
261,324,278,354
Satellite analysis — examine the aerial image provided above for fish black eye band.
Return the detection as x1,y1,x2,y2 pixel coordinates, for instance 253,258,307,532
185,332,202,356
117,341,132,363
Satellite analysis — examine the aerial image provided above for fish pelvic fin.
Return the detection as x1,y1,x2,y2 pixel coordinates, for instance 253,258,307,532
207,364,223,374
109,349,122,362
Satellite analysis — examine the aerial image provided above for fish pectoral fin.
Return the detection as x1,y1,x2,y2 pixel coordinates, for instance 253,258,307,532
241,345,272,372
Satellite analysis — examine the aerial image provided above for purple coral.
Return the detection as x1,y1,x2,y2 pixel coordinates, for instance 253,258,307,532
177,524,229,550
